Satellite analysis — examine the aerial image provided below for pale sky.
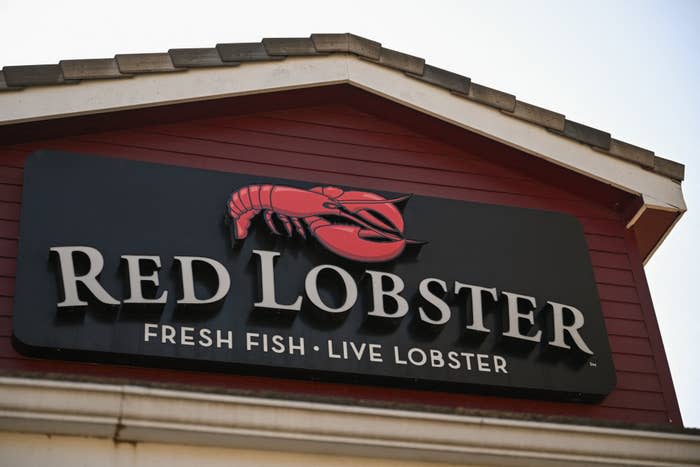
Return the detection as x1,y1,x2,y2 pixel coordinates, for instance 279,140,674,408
1,0,698,427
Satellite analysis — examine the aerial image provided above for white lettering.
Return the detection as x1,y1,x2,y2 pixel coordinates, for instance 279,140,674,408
199,328,212,347
162,325,176,344
394,346,407,365
174,256,230,305
548,301,594,354
246,332,259,351
455,282,497,333
368,344,383,363
502,292,542,342
366,271,409,318
144,323,158,342
430,349,445,367
305,264,357,313
408,348,427,366
216,330,233,349
477,354,491,372
253,250,302,311
121,255,167,304
50,246,120,307
180,326,195,346
494,355,508,373
418,278,451,325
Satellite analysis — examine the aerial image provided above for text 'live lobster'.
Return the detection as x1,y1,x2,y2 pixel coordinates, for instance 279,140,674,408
226,185,422,262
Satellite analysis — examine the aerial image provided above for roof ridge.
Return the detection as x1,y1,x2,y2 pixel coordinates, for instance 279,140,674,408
0,33,684,181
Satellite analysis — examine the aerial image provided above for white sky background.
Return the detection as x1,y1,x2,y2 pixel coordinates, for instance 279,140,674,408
1,0,698,427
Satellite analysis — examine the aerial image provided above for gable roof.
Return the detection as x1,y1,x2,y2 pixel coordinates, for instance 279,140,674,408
0,33,686,261
0,33,684,182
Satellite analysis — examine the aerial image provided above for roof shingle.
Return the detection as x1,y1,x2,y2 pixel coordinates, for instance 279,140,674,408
369,47,424,74
554,120,612,149
407,64,470,94
262,38,320,56
169,48,238,68
310,33,381,59
3,64,77,87
504,100,565,131
459,82,516,112
115,53,181,74
216,42,285,62
60,58,130,80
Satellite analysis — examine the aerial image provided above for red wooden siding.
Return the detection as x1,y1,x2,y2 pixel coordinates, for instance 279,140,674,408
0,90,681,426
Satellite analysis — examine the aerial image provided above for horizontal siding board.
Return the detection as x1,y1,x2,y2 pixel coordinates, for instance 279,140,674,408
601,301,644,320
0,202,20,221
258,105,419,136
0,148,29,168
0,277,15,297
590,251,631,270
0,339,16,358
615,371,661,392
585,234,628,253
0,184,21,203
597,284,639,303
577,407,669,425
609,336,653,355
0,220,19,239
581,224,625,239
594,267,635,286
0,238,17,257
578,218,627,238
0,166,22,184
602,389,666,411
612,353,657,373
0,257,15,277
604,318,647,337
0,297,12,316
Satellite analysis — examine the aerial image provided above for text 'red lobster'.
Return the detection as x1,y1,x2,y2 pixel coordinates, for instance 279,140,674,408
226,185,419,262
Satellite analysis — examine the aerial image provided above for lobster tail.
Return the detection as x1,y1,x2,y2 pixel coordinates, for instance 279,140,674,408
230,210,258,239
227,185,276,240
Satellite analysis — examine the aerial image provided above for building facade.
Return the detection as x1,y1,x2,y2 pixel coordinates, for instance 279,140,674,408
0,34,698,465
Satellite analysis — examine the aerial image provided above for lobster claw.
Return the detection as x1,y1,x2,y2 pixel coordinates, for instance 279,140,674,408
310,221,407,263
312,187,409,237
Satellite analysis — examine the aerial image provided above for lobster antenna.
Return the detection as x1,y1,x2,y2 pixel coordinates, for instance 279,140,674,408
405,239,428,246
334,194,412,205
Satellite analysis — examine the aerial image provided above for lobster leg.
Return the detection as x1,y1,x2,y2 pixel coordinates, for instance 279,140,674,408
278,214,294,237
292,217,306,239
264,210,281,235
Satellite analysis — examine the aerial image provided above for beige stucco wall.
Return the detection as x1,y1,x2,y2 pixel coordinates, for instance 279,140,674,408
0,432,469,467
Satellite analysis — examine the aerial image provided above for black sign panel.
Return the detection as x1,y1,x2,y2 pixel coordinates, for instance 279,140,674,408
13,151,615,400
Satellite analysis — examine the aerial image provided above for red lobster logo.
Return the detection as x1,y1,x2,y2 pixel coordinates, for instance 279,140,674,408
226,185,420,262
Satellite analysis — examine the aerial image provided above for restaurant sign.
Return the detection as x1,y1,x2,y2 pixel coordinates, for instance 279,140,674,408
13,151,616,400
